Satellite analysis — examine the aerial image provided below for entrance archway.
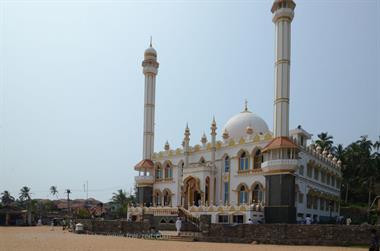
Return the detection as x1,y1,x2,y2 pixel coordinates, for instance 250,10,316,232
183,176,201,209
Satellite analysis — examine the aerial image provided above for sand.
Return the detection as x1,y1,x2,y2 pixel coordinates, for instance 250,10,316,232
0,226,367,251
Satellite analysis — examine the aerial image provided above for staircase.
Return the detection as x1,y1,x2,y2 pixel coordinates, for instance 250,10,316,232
160,231,200,242
178,206,200,231
167,235,195,242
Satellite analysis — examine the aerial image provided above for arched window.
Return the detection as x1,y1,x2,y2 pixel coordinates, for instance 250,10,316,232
164,163,172,179
239,152,249,170
252,184,263,203
205,177,210,205
163,190,171,206
155,191,162,206
238,185,248,205
253,149,262,169
155,165,162,180
224,156,230,172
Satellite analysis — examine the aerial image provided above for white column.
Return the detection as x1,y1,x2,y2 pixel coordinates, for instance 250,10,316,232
142,47,159,160
143,73,156,159
273,7,294,138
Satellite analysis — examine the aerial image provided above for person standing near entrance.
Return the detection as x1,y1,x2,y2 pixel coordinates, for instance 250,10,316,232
175,217,182,236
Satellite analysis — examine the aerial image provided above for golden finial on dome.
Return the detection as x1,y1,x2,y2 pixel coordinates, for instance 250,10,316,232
244,99,248,112
150,36,152,47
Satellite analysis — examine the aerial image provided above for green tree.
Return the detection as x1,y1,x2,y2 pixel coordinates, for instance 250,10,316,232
19,186,32,225
340,135,380,207
19,186,31,202
315,132,334,150
331,144,344,160
111,189,130,218
1,191,15,206
65,189,71,214
50,186,58,199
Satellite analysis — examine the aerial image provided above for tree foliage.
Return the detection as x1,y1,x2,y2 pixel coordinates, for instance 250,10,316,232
50,186,58,199
19,186,31,202
1,191,15,206
315,133,380,206
316,132,334,150
111,189,135,218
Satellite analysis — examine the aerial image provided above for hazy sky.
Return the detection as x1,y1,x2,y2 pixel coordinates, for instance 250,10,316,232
0,0,379,202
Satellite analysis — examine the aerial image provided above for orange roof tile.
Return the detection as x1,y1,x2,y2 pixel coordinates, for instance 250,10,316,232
134,159,154,169
262,136,299,153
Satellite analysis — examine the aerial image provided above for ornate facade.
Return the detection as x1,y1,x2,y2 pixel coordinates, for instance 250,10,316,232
132,0,341,224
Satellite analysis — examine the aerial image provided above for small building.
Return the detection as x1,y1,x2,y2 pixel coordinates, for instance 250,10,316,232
0,206,28,226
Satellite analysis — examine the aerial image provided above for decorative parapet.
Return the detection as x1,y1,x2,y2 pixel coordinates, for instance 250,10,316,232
128,206,179,216
188,202,264,213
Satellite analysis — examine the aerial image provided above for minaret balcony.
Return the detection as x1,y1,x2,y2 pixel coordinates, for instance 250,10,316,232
261,159,298,173
135,175,154,185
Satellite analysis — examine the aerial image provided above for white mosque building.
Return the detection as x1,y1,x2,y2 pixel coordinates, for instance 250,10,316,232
130,0,342,224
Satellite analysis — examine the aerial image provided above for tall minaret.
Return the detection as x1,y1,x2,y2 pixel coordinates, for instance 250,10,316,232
272,0,295,137
210,117,217,205
142,39,159,160
262,0,298,224
134,40,159,207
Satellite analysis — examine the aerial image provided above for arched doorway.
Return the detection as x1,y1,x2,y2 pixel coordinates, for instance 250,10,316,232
205,177,210,206
183,176,201,209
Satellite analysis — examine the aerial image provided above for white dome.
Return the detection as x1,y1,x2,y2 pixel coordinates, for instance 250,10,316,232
222,110,270,140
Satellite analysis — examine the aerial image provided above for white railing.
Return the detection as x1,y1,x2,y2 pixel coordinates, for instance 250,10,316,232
262,159,298,169
134,175,154,184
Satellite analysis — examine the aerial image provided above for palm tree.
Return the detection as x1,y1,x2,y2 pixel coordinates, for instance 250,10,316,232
19,186,31,202
315,132,334,150
112,189,128,205
111,189,129,218
50,186,59,199
373,136,380,151
1,191,15,206
65,189,71,213
19,186,32,225
331,144,344,160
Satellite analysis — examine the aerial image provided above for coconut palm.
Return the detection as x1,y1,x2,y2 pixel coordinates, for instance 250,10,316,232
65,189,71,213
315,132,334,150
19,186,31,202
331,144,344,160
111,189,129,218
50,186,59,199
373,136,380,151
1,191,15,206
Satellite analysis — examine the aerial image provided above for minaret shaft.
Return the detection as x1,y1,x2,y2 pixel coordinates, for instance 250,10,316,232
143,73,156,160
273,9,294,137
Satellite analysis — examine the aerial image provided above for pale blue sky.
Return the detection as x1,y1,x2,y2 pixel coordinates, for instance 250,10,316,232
0,0,379,202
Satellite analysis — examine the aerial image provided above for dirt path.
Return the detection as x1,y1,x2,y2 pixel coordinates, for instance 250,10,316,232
0,226,367,251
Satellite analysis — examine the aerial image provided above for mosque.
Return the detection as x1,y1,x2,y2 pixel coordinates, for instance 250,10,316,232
129,0,342,224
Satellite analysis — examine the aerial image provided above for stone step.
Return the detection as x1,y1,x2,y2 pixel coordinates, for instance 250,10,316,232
166,235,194,242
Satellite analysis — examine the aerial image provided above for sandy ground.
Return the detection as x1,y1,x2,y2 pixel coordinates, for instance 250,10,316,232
0,226,367,251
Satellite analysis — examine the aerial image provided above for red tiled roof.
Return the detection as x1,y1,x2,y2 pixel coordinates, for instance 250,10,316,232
134,159,154,169
262,136,298,153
